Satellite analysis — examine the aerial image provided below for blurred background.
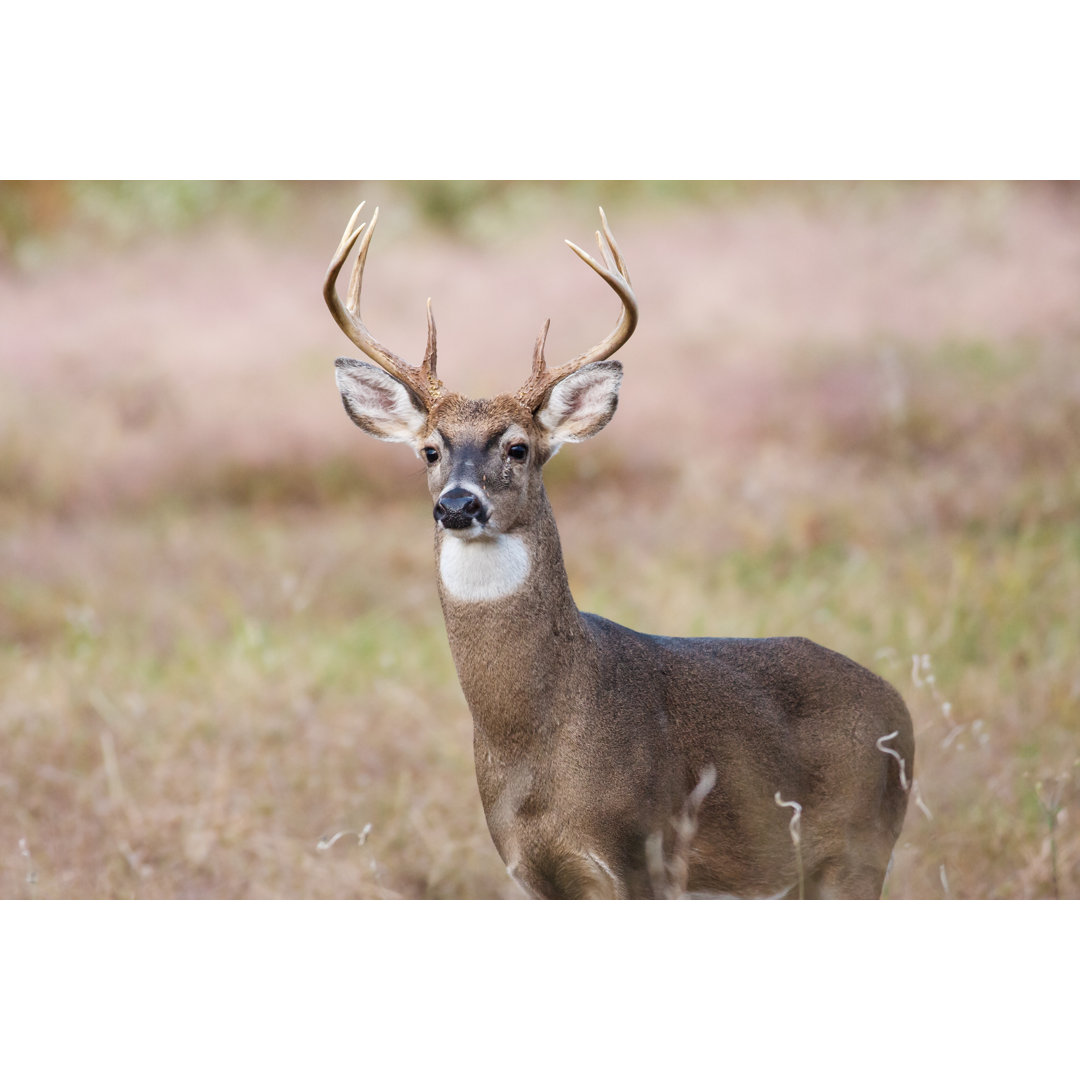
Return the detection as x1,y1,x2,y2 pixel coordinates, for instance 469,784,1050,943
2,180,1078,898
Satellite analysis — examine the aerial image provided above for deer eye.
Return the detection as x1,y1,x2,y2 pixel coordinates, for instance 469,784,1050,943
507,443,528,462
423,447,439,464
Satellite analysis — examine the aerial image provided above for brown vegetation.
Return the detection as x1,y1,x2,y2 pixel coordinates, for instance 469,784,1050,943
2,181,1078,898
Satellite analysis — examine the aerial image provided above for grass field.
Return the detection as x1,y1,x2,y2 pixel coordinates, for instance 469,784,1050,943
2,180,1078,898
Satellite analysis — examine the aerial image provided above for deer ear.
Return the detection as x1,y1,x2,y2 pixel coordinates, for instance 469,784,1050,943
535,360,622,443
335,358,428,442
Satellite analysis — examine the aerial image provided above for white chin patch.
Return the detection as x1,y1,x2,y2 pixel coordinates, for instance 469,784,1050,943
439,533,530,602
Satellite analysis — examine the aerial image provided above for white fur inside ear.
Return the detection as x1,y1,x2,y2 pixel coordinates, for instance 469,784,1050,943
536,360,622,443
439,534,530,602
335,359,427,442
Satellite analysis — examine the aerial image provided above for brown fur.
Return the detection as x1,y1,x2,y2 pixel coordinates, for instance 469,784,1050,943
327,211,913,899
331,372,914,899
436,478,913,899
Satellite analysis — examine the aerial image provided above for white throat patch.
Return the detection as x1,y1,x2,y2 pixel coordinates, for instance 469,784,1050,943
439,533,530,602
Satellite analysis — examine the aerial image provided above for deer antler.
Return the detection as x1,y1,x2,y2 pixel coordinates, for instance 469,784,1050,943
516,207,638,410
324,202,444,409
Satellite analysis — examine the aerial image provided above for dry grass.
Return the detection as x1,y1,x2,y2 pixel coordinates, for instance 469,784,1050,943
2,180,1078,898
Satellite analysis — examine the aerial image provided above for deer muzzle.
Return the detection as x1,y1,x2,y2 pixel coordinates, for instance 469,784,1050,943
434,486,490,531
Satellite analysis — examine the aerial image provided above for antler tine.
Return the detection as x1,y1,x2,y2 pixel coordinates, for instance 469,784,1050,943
517,208,638,409
326,202,369,323
323,202,443,408
423,298,438,382
596,230,612,270
345,205,376,316
530,318,551,378
597,206,631,282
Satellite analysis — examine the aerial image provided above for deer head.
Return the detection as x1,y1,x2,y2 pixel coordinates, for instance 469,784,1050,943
324,203,638,544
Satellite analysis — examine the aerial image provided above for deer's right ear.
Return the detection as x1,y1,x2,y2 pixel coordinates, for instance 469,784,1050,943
335,358,428,442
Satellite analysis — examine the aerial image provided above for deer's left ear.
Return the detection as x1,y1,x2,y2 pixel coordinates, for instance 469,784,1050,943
535,360,622,443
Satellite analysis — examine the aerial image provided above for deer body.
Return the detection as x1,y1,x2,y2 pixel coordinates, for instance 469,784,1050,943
324,203,914,899
435,444,911,900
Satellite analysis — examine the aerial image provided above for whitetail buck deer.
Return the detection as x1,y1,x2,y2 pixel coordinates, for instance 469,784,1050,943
324,202,914,899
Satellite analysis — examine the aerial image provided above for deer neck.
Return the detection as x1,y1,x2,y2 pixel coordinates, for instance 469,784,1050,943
435,486,587,744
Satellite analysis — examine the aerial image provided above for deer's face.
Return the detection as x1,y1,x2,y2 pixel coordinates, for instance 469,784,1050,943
325,202,636,562
334,359,624,541
419,394,545,540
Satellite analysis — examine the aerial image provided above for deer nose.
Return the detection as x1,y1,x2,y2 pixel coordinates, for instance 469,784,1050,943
434,487,489,529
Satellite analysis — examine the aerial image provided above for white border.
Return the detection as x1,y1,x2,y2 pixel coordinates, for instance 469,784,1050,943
6,2,1079,177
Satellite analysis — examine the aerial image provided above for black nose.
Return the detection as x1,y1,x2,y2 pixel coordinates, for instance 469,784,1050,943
434,487,488,529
